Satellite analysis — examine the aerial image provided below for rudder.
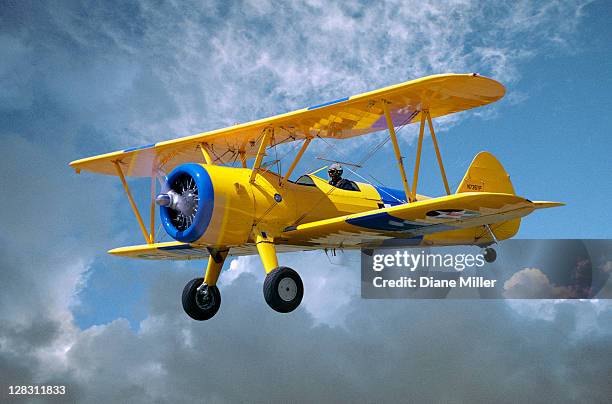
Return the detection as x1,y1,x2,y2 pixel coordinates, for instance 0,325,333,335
456,151,515,194
456,151,519,242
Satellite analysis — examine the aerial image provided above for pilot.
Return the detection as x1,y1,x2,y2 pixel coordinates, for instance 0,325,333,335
328,163,358,191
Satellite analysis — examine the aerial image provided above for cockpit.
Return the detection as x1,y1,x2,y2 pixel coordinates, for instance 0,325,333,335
294,174,360,191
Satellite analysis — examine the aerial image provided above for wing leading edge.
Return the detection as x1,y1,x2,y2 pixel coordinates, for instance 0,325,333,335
108,241,320,260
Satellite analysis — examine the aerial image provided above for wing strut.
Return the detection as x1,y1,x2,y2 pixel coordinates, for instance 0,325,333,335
383,103,451,202
113,161,153,244
411,111,426,201
199,143,214,164
382,101,413,202
149,172,156,243
412,110,451,200
250,127,274,183
281,136,312,185
427,110,451,195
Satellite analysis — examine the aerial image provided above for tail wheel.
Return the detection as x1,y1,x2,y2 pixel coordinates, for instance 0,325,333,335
483,247,497,263
182,278,221,321
263,267,304,313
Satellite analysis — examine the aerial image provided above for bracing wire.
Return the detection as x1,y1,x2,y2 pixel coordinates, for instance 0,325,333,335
312,111,416,193
343,165,407,204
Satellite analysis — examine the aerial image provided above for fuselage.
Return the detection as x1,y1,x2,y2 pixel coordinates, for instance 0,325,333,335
158,163,520,250
183,164,408,246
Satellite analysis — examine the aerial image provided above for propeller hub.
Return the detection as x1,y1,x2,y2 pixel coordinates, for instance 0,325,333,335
155,190,180,210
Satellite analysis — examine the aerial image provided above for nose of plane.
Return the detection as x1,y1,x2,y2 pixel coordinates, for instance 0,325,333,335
155,190,182,211
159,163,214,243
155,193,172,207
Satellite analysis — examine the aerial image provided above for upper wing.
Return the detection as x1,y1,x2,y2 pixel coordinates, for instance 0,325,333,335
70,73,504,177
279,192,541,248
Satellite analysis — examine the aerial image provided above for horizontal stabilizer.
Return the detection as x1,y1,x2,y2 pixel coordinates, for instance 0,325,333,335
532,201,565,209
281,192,540,248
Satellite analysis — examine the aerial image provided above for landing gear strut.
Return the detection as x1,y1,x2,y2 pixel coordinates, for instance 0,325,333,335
482,224,498,263
255,230,304,313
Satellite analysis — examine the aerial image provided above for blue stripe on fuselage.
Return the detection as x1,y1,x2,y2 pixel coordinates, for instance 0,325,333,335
374,186,407,206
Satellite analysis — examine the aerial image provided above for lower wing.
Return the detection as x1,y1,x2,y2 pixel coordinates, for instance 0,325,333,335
107,241,319,260
108,194,561,259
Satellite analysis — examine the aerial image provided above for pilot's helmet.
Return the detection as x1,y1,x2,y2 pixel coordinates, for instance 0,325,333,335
328,163,343,177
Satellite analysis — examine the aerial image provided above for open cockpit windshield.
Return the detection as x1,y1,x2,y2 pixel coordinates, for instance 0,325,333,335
293,174,360,192
294,175,316,186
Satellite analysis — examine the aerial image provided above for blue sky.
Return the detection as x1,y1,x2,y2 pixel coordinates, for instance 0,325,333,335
1,1,611,402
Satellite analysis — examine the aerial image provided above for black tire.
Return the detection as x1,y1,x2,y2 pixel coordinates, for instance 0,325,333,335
263,267,303,313
182,278,221,321
483,247,497,263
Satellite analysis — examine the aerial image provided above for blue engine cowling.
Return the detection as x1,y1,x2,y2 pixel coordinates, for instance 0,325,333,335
159,164,215,243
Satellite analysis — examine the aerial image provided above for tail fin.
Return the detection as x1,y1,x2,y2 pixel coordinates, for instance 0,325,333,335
455,152,563,243
456,151,514,194
456,152,519,242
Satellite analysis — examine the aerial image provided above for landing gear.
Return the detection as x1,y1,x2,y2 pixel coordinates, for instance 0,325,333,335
182,278,221,320
255,230,303,313
263,267,304,313
483,247,497,263
482,224,498,263
182,248,228,321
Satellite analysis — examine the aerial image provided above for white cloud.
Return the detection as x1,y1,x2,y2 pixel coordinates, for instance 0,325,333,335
219,255,263,285
503,267,558,298
220,251,359,327
503,266,596,300
36,0,590,147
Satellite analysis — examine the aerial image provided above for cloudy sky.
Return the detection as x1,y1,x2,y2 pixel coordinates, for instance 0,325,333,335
1,0,611,402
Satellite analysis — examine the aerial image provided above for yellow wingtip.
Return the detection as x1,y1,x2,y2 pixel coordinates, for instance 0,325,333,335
107,247,123,255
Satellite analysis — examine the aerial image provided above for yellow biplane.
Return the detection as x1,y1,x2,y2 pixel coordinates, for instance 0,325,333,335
70,73,562,320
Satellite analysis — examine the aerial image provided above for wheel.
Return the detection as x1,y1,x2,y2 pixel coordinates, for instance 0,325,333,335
263,267,304,313
483,247,497,263
182,278,221,321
